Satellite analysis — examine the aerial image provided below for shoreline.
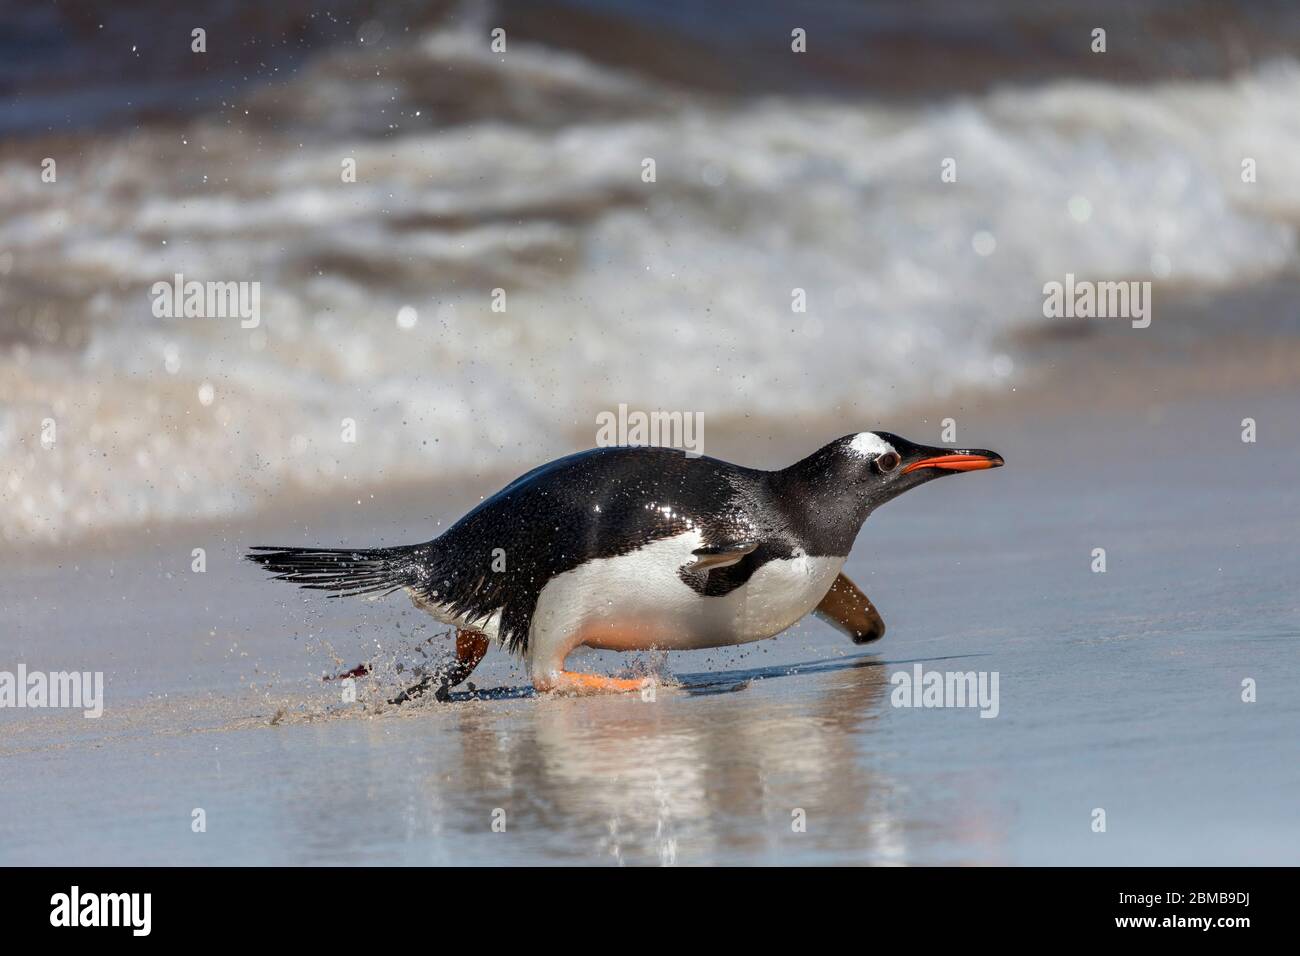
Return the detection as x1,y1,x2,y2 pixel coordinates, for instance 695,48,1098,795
3,297,1297,865
7,271,1299,565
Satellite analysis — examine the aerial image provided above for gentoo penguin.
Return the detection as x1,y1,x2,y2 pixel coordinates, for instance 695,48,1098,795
248,431,1002,697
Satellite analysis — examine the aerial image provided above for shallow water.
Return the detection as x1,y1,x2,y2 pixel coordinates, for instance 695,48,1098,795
5,3,1300,543
3,393,1297,865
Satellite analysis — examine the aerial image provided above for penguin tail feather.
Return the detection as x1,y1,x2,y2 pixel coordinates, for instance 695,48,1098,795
245,544,431,599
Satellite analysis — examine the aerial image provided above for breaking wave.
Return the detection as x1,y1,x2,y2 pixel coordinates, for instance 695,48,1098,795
1,18,1297,542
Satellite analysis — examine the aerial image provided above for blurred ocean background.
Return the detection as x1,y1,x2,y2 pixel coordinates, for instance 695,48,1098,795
3,0,1300,544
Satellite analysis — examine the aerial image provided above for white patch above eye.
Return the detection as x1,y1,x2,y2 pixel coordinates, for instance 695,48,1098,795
848,432,896,459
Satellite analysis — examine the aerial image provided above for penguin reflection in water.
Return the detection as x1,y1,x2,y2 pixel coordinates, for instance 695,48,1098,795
249,432,1002,699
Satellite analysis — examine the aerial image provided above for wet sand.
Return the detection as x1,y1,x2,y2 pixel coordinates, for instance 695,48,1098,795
2,290,1298,865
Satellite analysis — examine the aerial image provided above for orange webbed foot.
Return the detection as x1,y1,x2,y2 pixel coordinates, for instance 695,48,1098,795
533,670,650,696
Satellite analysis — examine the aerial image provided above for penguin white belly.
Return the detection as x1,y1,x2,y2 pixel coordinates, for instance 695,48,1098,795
527,531,844,664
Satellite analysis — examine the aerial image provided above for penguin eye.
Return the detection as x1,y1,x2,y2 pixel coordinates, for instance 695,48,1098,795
875,451,901,474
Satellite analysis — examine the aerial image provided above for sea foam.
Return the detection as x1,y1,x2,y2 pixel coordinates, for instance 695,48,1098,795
1,27,1297,542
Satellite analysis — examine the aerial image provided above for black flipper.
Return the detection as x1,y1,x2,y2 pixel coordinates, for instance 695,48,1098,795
686,540,759,572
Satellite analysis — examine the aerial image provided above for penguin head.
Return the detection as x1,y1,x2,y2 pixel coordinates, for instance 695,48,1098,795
779,431,1003,537
841,430,1003,510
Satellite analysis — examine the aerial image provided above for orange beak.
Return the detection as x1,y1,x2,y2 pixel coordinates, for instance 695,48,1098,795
903,452,1004,474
